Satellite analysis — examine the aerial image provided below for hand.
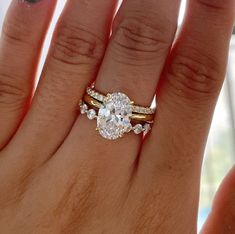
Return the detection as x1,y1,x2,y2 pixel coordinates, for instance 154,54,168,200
0,0,234,233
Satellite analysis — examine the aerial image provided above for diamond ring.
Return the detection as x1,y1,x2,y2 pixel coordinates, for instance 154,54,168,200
79,85,156,140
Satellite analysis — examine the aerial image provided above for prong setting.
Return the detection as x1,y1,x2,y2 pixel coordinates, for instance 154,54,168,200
80,87,154,140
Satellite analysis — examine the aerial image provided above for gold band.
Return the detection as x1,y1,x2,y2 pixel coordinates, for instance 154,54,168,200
84,94,101,110
83,94,154,123
86,86,155,115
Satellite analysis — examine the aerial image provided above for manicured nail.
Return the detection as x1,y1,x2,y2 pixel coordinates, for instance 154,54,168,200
23,0,41,3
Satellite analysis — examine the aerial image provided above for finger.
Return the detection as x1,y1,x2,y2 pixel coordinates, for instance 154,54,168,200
141,0,235,173
54,0,181,184
0,0,56,149
95,0,180,105
5,0,117,165
136,1,234,231
201,166,235,234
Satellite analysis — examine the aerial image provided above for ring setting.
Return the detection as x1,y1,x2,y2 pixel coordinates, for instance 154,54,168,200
79,85,155,140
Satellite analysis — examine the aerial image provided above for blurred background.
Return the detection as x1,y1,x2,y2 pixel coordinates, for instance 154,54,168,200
0,0,235,232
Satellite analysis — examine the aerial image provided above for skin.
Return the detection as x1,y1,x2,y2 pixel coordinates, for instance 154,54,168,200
0,0,234,233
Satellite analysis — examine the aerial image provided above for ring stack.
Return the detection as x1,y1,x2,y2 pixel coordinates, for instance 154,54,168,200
79,85,156,140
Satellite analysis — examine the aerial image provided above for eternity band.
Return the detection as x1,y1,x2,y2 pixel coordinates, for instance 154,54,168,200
79,85,156,140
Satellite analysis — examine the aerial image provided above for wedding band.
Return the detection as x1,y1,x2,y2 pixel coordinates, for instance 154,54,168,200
83,94,154,122
79,85,156,140
86,87,155,115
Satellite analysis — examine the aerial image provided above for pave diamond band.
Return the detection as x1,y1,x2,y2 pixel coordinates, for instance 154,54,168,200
86,87,155,115
83,94,154,122
79,85,156,140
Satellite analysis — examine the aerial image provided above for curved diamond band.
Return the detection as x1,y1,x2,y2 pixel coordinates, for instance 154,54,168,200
79,85,156,140
86,87,155,115
83,94,154,122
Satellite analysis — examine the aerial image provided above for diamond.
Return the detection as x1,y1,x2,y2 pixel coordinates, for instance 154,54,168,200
126,123,133,133
97,92,132,140
97,94,102,101
134,107,140,113
80,103,88,114
143,123,151,135
99,95,104,102
87,109,96,120
133,124,143,134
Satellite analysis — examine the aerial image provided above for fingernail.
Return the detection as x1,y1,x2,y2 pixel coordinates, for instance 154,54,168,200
23,0,41,3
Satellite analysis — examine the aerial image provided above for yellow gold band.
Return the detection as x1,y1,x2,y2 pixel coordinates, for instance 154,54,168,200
83,94,154,123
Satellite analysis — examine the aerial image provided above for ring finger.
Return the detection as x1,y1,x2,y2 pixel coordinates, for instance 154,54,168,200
56,0,181,178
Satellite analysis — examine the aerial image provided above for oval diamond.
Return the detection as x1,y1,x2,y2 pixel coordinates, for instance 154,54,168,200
97,92,132,140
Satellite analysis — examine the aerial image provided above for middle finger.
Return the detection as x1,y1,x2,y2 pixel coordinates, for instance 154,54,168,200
5,0,117,166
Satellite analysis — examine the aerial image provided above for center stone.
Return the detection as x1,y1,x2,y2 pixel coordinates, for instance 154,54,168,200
97,92,133,140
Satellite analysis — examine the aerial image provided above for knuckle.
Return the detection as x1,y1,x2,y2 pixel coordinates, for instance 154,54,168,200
0,73,29,107
2,20,31,46
51,22,105,66
112,13,171,63
197,0,233,11
166,47,222,101
33,82,68,118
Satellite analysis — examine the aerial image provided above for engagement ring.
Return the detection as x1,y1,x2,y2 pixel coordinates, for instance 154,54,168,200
79,85,156,140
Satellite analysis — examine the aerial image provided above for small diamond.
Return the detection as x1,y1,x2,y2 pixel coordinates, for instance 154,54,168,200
99,95,104,102
143,123,151,135
133,124,143,134
135,107,140,113
98,95,103,101
126,123,133,133
80,104,88,114
87,109,96,120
